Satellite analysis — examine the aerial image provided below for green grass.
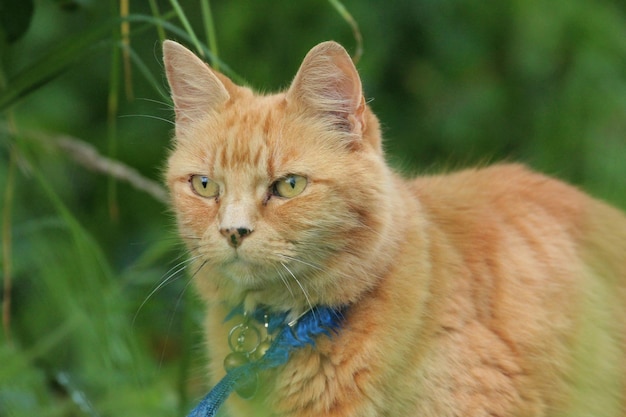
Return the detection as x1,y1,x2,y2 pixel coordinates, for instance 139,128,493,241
0,2,218,415
0,2,366,415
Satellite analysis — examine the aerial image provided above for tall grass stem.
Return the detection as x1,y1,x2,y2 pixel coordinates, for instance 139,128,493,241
200,0,219,70
328,0,363,63
169,0,205,57
148,0,167,41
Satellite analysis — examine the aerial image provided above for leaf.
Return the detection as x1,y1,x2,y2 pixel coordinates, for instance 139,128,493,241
0,0,35,43
0,19,113,111
0,14,242,113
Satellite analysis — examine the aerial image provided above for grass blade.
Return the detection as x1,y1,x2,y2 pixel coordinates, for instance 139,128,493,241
0,20,115,112
168,0,205,58
2,147,16,343
328,0,363,63
148,0,167,42
200,0,219,70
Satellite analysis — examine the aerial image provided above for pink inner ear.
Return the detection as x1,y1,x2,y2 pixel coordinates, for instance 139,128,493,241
287,42,365,135
329,53,363,111
163,40,230,131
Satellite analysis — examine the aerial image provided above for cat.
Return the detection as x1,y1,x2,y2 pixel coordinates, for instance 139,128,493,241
162,39,626,417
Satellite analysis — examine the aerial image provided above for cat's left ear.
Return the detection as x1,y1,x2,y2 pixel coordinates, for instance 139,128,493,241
163,40,230,136
287,41,366,138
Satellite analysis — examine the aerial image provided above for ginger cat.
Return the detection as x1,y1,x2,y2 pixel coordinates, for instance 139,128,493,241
163,39,626,417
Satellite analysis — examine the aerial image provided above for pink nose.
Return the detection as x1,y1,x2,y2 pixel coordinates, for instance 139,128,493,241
220,227,253,248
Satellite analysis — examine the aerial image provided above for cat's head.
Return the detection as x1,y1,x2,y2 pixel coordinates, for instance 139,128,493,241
164,40,395,312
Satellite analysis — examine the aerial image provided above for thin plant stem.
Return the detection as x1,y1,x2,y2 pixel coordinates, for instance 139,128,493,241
54,134,168,204
2,147,16,344
169,0,205,57
119,0,134,100
148,0,167,42
107,25,121,221
200,0,219,70
0,58,15,343
328,0,363,64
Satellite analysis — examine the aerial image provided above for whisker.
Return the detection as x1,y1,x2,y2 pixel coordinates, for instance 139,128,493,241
281,261,316,321
179,234,202,240
185,259,209,289
133,253,203,325
135,97,173,108
273,265,296,300
157,259,208,369
119,114,175,125
278,254,324,272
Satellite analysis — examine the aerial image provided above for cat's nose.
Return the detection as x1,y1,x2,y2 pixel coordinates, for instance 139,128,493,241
220,227,253,248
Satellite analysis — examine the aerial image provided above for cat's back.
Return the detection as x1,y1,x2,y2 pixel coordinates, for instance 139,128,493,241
409,163,626,272
411,163,588,221
408,163,626,304
405,163,626,416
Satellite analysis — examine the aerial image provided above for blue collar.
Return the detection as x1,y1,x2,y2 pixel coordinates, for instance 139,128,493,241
186,305,345,417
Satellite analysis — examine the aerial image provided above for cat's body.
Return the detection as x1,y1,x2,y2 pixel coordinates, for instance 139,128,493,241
163,40,626,416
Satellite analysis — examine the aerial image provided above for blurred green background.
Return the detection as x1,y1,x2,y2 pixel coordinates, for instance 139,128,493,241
1,0,625,416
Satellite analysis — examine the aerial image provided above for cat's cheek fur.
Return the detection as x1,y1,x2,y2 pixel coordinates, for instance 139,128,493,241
170,183,217,239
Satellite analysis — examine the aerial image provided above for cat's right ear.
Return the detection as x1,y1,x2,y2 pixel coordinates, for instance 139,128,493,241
286,41,366,138
163,40,230,135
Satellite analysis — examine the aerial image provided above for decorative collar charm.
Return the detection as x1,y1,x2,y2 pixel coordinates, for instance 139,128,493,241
186,305,345,417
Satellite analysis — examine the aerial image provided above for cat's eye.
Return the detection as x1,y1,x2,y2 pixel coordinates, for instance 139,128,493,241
190,175,219,198
272,175,307,198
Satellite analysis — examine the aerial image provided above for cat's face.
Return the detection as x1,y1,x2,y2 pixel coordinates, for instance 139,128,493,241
164,41,392,312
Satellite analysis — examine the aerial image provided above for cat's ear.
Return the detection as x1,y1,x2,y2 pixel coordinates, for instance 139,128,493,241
287,41,366,137
163,40,230,134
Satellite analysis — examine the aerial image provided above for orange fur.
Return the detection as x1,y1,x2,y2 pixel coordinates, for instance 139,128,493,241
163,40,626,416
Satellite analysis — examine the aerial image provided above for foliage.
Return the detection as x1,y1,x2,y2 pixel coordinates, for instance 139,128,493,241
0,0,625,416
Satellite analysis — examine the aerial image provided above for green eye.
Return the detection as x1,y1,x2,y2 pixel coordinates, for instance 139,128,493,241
190,175,219,198
272,175,307,198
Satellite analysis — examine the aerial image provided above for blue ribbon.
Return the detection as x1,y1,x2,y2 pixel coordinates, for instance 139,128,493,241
186,306,344,417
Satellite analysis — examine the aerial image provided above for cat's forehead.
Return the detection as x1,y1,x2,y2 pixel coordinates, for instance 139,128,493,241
220,94,283,136
208,93,300,177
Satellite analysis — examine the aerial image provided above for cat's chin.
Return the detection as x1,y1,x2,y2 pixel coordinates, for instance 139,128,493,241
216,261,313,313
218,258,276,291
219,262,258,283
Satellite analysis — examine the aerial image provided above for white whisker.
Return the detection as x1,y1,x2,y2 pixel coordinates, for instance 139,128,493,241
274,265,296,299
186,259,209,284
157,259,207,369
133,253,204,325
281,261,316,320
279,254,324,271
135,97,172,108
119,114,175,125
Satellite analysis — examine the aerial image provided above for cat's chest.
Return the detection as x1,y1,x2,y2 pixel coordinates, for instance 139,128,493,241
231,346,350,417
